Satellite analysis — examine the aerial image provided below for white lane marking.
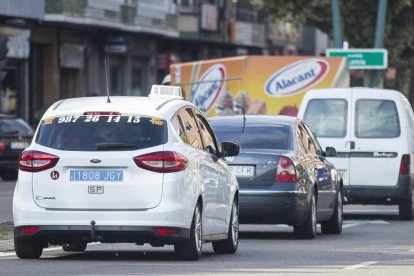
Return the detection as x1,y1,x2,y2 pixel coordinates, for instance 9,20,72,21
409,249,414,252
343,261,378,270
343,220,389,229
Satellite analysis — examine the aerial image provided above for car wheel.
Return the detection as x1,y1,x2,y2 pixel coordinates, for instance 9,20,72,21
321,189,343,234
62,241,87,252
294,192,317,239
399,188,414,221
14,237,43,259
212,199,239,254
174,203,202,260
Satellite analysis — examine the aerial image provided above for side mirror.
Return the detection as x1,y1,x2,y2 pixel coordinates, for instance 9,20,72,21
222,141,240,157
324,146,337,157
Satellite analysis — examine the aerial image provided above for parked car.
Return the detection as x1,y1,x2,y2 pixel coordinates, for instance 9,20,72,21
0,114,34,180
13,85,240,260
298,88,414,220
208,115,343,239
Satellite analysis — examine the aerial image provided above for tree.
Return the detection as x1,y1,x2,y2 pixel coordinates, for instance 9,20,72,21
252,0,414,101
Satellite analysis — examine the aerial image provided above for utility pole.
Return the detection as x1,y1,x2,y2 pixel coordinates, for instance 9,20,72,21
331,0,342,48
370,0,388,87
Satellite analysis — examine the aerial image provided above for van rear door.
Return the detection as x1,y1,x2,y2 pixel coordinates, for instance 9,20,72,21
300,89,352,187
349,90,404,187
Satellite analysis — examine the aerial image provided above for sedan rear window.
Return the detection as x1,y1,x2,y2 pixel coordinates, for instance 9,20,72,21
0,118,34,137
36,114,167,151
210,123,290,150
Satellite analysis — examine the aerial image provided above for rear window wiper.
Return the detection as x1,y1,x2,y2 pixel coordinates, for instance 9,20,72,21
95,143,139,150
1,130,19,136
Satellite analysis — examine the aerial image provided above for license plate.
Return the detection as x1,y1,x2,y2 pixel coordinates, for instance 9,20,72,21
229,165,255,177
11,141,29,149
69,169,123,181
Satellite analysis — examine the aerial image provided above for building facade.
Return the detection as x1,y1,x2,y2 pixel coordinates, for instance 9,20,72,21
0,0,324,127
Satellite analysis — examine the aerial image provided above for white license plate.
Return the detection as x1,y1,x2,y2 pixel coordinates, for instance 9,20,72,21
69,169,123,181
229,165,255,177
11,141,29,149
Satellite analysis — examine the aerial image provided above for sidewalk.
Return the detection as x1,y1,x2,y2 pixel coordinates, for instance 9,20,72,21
0,221,14,252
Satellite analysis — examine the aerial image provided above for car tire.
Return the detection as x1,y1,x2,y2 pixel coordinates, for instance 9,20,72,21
294,192,317,239
174,203,202,260
321,189,343,234
14,237,43,259
62,241,87,252
399,189,414,221
212,199,239,254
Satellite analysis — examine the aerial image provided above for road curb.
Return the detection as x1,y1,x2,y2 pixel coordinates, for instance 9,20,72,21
0,221,14,252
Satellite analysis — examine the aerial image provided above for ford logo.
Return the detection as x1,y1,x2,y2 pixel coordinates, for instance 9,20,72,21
264,59,329,97
90,159,102,164
190,64,226,113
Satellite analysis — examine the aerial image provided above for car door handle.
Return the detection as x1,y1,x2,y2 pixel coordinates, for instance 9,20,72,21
350,141,355,149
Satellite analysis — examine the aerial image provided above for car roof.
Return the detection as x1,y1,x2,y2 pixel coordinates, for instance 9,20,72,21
208,115,297,125
43,96,193,119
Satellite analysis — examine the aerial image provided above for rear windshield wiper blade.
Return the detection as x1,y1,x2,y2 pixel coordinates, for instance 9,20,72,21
95,143,139,150
1,130,19,137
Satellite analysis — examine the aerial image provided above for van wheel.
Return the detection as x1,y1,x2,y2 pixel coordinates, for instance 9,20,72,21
62,241,87,252
321,189,343,234
294,193,317,239
174,203,202,260
14,237,43,259
212,199,239,254
399,190,414,221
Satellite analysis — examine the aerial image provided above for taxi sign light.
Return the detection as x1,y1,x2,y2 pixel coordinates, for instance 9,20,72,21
149,85,183,99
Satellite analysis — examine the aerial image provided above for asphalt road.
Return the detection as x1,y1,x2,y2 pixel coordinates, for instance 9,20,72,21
0,179,14,223
1,178,413,275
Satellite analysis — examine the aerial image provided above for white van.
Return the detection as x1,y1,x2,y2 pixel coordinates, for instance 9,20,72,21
297,88,414,220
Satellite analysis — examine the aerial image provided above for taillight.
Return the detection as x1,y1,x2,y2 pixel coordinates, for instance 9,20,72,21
0,141,5,151
133,151,188,173
20,227,39,235
18,150,59,172
275,156,297,182
400,154,410,174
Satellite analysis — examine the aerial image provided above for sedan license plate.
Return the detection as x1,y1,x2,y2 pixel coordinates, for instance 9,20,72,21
69,169,123,181
229,165,255,177
11,141,29,149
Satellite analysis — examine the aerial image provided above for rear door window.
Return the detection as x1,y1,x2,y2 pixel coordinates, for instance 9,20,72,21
355,99,400,138
36,114,167,151
303,99,348,138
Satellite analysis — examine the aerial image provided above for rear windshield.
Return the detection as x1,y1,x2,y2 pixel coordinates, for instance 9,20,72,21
0,118,34,137
36,114,167,151
355,99,400,138
210,123,291,150
303,99,348,138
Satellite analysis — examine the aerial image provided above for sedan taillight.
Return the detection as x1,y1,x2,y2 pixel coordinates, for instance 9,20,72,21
275,156,297,182
133,151,188,173
18,150,59,172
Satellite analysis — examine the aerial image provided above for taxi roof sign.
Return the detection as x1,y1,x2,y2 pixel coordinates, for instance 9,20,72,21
149,85,183,99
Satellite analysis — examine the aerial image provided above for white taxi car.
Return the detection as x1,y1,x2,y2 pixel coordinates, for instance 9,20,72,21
13,85,240,260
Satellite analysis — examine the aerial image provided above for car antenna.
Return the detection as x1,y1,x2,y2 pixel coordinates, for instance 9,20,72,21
104,59,111,103
235,103,246,133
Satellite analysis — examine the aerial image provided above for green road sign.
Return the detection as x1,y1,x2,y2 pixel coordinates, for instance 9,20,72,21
326,48,388,69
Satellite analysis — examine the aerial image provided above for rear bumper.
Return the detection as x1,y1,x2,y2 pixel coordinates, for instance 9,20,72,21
344,174,414,205
239,191,310,226
14,225,190,245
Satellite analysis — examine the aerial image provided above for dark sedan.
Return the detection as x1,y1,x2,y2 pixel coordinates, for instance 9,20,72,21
0,114,34,180
208,115,343,239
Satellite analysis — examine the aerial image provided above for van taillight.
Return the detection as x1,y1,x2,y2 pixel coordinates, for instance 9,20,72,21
400,154,410,174
133,151,188,173
18,150,59,172
275,156,297,182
